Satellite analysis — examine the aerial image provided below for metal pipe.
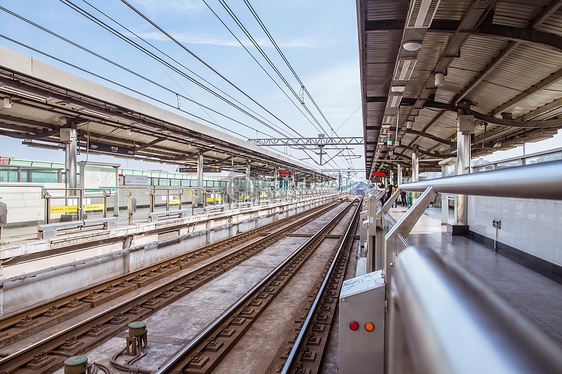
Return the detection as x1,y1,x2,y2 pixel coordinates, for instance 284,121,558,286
392,245,562,374
399,160,562,200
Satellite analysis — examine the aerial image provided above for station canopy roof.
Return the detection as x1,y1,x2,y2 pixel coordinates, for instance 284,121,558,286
358,0,562,179
0,46,330,181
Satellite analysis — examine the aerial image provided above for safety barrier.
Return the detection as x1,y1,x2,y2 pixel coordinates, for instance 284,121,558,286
38,217,117,239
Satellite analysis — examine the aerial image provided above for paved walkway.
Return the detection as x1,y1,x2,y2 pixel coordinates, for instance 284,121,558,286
389,206,562,346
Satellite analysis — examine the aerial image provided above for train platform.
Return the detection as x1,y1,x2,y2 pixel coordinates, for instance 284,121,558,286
388,206,562,346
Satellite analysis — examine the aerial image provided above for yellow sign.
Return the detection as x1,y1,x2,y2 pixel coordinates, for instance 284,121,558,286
85,204,105,211
170,199,181,205
50,205,78,214
50,204,105,214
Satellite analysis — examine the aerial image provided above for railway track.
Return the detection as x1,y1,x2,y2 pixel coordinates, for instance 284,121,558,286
0,199,344,373
154,198,360,374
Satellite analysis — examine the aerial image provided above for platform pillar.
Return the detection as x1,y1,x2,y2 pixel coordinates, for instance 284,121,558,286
411,148,419,203
197,153,204,208
454,114,473,232
62,126,77,192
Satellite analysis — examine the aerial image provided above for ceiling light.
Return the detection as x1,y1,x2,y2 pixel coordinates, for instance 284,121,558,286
434,72,444,87
407,0,441,28
381,124,391,129
402,41,422,51
406,121,413,129
391,86,406,93
383,115,395,124
78,108,112,119
394,59,417,81
388,95,403,108
0,83,50,101
2,97,12,109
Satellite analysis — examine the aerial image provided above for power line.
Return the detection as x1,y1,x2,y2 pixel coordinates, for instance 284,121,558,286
243,0,337,136
58,0,290,138
216,0,328,136
119,0,304,140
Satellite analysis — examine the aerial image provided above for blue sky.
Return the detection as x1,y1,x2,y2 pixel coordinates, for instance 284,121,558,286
0,0,363,172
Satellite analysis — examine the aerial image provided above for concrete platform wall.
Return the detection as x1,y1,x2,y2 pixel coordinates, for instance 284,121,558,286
468,196,562,267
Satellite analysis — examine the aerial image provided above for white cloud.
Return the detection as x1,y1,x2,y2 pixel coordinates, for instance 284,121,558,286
130,0,203,15
132,31,319,49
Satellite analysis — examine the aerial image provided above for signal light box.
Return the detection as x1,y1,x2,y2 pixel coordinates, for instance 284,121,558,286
339,270,385,373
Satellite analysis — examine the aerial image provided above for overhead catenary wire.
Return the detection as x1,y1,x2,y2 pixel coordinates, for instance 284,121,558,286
58,0,291,139
243,0,338,137
0,6,273,140
69,0,289,139
216,0,328,137
119,0,305,140
1,3,346,171
0,33,248,140
71,0,345,170
200,0,342,169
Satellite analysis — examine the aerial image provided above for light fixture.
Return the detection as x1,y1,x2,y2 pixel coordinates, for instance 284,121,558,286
406,120,413,129
390,85,406,93
127,128,132,136
0,83,50,101
381,124,391,129
402,41,422,52
383,115,395,124
2,97,12,109
434,72,444,87
406,0,441,28
394,59,417,81
388,94,403,108
78,108,112,119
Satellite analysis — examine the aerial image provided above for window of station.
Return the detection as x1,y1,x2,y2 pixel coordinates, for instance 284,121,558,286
0,168,18,182
525,153,562,165
496,160,522,169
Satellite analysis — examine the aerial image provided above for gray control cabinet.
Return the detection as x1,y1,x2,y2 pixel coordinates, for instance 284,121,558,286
339,270,385,373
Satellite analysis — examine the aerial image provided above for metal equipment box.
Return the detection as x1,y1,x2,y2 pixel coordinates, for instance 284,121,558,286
339,270,385,373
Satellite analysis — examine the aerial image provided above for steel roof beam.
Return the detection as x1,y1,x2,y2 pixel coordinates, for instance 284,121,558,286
491,67,562,116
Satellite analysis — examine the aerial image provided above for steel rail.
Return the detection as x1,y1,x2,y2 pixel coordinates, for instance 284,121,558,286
0,201,335,340
399,160,562,200
392,245,562,374
280,198,361,373
155,200,356,374
0,202,340,373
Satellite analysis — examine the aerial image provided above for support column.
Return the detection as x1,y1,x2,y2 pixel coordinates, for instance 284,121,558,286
63,127,78,191
246,160,252,205
397,164,402,185
451,114,473,235
411,147,419,204
438,158,456,226
61,125,77,221
197,152,204,208
274,167,278,190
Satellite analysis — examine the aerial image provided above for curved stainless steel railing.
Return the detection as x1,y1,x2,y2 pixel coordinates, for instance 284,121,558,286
399,159,562,200
390,245,562,374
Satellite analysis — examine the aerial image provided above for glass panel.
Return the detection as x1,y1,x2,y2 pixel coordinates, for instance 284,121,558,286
496,160,521,169
525,153,562,165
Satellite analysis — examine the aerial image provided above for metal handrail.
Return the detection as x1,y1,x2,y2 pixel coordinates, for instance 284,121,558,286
391,245,562,374
399,160,562,200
